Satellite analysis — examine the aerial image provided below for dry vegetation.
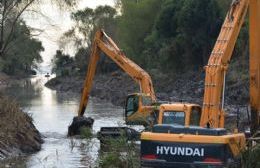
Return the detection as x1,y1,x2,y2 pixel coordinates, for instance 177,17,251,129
0,94,42,159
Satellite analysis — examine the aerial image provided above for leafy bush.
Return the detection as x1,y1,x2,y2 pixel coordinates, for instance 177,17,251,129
97,134,139,168
242,142,260,168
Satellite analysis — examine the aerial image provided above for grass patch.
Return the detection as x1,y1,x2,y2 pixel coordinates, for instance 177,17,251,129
0,94,42,158
241,143,260,168
97,133,139,168
80,127,93,139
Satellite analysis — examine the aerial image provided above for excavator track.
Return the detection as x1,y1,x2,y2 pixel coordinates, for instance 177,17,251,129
97,127,140,141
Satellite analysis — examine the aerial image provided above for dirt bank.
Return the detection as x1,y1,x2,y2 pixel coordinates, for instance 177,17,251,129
45,71,138,106
46,71,203,106
45,69,249,107
45,68,250,132
0,72,33,89
46,69,250,132
0,95,43,160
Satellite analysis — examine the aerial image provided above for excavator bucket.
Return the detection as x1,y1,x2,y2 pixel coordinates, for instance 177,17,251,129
68,116,94,136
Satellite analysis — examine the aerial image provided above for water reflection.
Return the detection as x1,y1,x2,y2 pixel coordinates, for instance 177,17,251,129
2,75,124,168
3,77,42,106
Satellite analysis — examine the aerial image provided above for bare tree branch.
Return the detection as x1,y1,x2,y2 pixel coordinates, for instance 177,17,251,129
0,0,7,50
4,0,20,17
1,0,35,56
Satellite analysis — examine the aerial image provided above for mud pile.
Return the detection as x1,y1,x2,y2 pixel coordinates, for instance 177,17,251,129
45,71,138,106
45,69,249,107
0,95,42,159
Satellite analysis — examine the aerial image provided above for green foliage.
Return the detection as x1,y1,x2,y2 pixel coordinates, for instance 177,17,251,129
217,0,233,16
233,18,249,67
61,5,119,74
117,0,163,64
143,0,222,72
0,0,83,75
98,134,139,168
60,0,249,76
3,21,43,75
63,5,117,47
51,50,74,76
80,127,93,139
242,144,260,168
74,47,90,72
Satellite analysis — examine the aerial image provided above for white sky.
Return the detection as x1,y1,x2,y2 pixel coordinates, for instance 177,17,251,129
23,0,115,68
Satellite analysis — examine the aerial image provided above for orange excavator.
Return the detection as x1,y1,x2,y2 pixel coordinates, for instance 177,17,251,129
68,30,204,137
77,30,156,125
141,0,259,167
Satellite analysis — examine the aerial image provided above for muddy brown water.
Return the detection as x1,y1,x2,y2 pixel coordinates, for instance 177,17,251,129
2,75,130,168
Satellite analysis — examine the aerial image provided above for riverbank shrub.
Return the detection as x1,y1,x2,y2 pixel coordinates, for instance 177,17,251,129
97,134,139,168
241,142,260,168
80,127,93,139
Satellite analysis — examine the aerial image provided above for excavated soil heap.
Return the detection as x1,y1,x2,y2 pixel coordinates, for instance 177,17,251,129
0,95,43,159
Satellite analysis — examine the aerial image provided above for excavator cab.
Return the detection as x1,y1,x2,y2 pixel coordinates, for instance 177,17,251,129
125,93,155,125
125,94,140,117
157,104,202,126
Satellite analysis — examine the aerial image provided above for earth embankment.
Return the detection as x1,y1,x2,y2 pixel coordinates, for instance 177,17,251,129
45,70,249,107
0,95,43,159
0,73,43,160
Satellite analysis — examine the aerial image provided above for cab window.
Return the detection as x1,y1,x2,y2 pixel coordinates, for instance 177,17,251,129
126,96,139,117
162,111,185,125
190,107,201,126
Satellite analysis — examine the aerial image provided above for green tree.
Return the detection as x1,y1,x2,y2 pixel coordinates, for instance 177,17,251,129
217,0,233,16
0,0,79,75
116,0,163,64
52,50,74,76
61,5,119,74
62,5,117,48
74,47,90,73
0,0,36,59
74,47,119,75
0,0,76,58
3,20,43,74
143,0,222,72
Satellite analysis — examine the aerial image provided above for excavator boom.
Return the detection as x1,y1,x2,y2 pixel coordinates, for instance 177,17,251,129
249,0,260,133
78,30,156,116
141,1,258,167
200,0,249,128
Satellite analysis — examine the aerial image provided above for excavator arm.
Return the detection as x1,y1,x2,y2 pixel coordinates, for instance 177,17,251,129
201,0,260,131
78,30,156,116
140,1,258,166
200,0,249,128
249,0,260,133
